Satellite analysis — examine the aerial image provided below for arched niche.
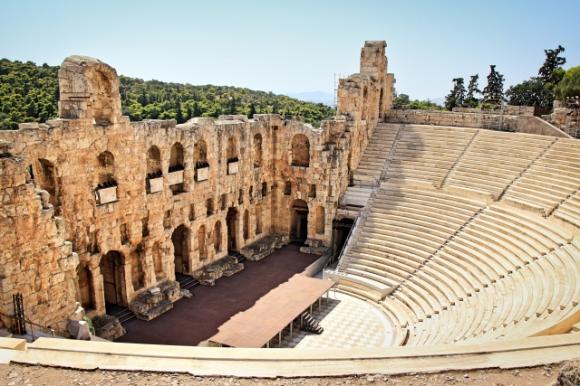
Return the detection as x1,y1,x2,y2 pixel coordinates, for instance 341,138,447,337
291,134,310,167
253,133,263,168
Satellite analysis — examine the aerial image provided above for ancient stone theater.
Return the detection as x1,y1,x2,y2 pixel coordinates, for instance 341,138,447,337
0,41,578,377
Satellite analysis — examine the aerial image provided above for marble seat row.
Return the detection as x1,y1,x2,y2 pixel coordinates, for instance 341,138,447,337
405,242,580,346
445,131,554,198
337,180,578,346
338,182,485,293
353,123,400,186
503,139,580,214
384,125,475,186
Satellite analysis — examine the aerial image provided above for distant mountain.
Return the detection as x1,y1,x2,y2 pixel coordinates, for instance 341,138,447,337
286,91,334,107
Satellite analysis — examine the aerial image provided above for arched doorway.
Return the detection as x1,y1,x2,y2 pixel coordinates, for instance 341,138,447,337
100,251,126,309
78,265,95,311
290,199,309,243
226,207,239,252
172,225,190,274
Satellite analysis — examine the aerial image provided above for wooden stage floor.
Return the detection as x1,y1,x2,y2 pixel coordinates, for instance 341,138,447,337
116,244,319,346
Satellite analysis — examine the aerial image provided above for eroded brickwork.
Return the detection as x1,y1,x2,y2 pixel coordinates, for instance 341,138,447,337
0,41,393,331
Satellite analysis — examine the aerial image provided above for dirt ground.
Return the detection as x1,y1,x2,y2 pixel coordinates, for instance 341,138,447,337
0,361,576,386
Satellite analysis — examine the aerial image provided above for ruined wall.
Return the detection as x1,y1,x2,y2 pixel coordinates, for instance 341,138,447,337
337,41,394,175
0,41,391,327
385,109,519,130
0,142,78,332
385,109,571,138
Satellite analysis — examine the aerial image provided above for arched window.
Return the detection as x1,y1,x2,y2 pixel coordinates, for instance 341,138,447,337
315,206,325,235
261,182,268,197
193,139,208,169
226,136,238,162
97,151,116,186
243,209,250,240
255,204,262,235
146,146,162,177
214,221,222,253
253,133,262,168
169,142,185,172
291,134,310,167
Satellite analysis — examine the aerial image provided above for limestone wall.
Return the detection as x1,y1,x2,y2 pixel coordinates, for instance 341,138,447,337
452,106,536,116
0,144,78,332
385,109,571,138
385,109,518,130
0,41,390,327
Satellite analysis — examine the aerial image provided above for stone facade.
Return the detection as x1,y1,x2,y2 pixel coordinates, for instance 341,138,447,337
0,42,394,332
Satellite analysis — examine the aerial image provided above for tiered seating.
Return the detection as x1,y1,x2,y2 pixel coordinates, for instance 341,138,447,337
503,138,580,214
337,181,485,297
340,186,373,208
381,202,576,345
554,191,580,227
336,123,580,347
446,130,554,198
353,123,400,186
407,241,579,346
384,125,476,186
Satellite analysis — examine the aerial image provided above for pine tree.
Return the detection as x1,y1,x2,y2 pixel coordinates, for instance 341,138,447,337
175,100,184,123
444,77,466,110
539,45,566,85
248,103,257,118
185,103,193,121
482,65,505,107
464,74,481,108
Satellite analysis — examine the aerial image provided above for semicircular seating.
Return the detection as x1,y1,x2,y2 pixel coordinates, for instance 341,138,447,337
336,123,580,347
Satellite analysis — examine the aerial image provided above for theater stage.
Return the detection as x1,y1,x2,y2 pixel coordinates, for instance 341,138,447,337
116,244,320,346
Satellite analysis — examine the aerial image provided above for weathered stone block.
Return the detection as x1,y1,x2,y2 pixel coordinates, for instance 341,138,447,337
227,161,239,175
196,166,209,181
167,170,184,185
95,186,118,205
147,177,163,193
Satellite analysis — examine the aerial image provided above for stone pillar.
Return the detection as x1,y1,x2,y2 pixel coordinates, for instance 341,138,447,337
143,247,156,288
123,262,133,305
90,266,106,315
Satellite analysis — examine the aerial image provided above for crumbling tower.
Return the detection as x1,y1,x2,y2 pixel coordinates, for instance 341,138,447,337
58,56,124,125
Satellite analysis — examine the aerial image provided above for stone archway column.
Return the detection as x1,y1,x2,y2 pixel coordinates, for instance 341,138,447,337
166,241,176,282
90,265,106,315
122,262,133,306
142,244,156,288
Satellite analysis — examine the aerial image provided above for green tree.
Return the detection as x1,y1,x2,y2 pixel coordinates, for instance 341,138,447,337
482,65,505,107
539,45,566,85
444,77,466,110
464,74,481,108
248,103,257,118
506,78,554,109
393,93,410,108
0,58,335,130
554,66,580,101
175,100,184,123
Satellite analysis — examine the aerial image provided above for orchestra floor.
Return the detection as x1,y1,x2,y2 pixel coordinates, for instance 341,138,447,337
117,244,319,346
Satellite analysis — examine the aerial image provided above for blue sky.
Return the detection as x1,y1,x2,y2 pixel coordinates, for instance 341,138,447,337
1,0,578,100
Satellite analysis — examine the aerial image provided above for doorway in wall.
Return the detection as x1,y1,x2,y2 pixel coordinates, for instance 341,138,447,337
290,199,309,243
226,207,239,252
